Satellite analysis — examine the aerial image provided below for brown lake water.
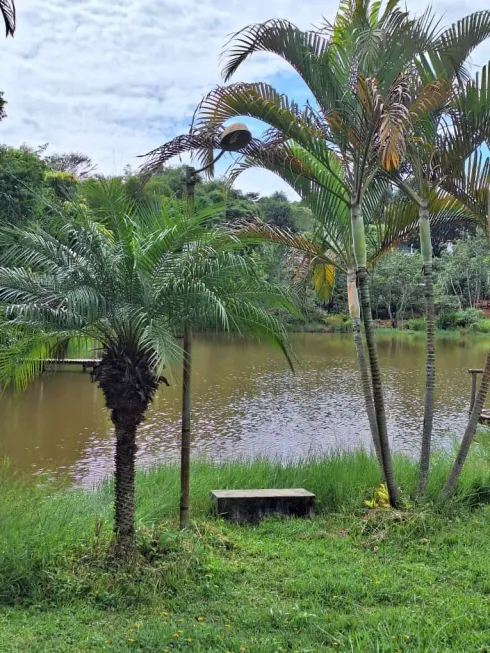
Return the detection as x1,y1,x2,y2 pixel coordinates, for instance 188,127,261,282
0,333,489,486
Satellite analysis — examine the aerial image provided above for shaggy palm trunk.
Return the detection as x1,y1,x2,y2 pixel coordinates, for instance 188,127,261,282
351,203,399,507
113,414,138,553
441,349,490,499
347,269,383,472
180,325,192,530
417,200,435,498
95,347,158,557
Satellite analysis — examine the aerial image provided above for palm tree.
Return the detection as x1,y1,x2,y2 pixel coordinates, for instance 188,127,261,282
0,181,294,554
144,1,488,506
144,128,472,487
386,37,490,496
228,141,473,472
440,350,490,499
1,0,15,37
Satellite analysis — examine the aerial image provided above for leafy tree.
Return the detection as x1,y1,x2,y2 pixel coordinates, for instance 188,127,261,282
370,252,424,326
0,146,47,225
257,192,296,230
43,152,96,179
436,235,490,309
0,181,294,554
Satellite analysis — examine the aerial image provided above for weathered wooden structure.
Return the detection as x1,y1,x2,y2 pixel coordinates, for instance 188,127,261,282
468,369,490,425
43,359,98,373
211,488,315,523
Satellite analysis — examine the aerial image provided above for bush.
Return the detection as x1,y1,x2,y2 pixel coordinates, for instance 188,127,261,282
437,308,484,330
403,317,426,331
467,318,490,334
323,313,352,332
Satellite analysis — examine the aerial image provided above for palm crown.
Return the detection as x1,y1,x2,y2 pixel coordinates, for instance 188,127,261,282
0,180,297,551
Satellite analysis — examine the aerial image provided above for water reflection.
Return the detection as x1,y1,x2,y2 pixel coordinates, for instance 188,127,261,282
0,333,488,486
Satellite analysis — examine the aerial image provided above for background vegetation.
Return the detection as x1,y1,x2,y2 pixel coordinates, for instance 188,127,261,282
0,146,488,334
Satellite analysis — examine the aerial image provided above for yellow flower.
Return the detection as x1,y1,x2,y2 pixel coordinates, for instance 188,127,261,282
173,633,180,639
178,629,184,634
128,629,133,634
105,641,111,645
197,616,204,622
178,618,184,623
404,635,410,642
225,624,231,628
240,648,247,652
135,623,141,628
186,638,192,643
162,611,169,617
127,639,134,644
332,642,339,648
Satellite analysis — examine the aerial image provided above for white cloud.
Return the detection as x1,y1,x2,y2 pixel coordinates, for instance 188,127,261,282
1,0,489,197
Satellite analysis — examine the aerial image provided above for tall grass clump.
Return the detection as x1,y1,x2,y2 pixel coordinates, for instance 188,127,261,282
0,442,489,607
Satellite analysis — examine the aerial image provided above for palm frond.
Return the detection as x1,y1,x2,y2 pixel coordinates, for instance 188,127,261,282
0,0,15,37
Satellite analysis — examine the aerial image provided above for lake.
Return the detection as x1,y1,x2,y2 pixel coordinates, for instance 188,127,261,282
0,333,489,486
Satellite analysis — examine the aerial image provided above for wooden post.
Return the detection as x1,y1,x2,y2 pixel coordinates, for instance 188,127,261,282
180,325,192,530
468,369,484,414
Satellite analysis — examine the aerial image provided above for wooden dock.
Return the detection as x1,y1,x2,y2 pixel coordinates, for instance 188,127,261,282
43,359,98,372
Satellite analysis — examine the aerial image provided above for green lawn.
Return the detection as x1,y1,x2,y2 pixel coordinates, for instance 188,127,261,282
0,451,490,652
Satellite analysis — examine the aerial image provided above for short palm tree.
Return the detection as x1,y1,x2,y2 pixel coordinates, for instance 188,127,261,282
1,0,15,37
0,181,294,554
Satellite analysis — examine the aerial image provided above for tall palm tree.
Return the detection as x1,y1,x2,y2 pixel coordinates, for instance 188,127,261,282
228,141,473,472
0,181,294,554
386,41,490,496
144,0,486,506
1,0,15,37
144,128,472,487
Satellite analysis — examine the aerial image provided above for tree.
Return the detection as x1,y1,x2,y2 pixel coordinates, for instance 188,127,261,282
258,192,296,230
436,235,490,309
229,144,469,476
143,1,472,506
441,350,490,499
0,180,294,553
370,251,424,326
43,152,97,179
0,146,48,226
387,33,490,496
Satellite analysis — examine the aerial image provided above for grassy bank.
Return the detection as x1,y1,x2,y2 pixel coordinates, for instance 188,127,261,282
1,446,490,652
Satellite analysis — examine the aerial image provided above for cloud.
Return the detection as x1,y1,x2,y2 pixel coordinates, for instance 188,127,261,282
1,0,489,197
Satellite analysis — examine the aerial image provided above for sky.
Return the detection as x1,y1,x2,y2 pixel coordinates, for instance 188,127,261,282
1,0,490,198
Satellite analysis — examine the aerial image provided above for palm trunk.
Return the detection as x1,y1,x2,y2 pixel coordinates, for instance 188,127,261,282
417,200,435,498
180,325,192,530
351,204,399,507
441,349,490,499
487,190,490,247
113,415,138,555
347,269,383,472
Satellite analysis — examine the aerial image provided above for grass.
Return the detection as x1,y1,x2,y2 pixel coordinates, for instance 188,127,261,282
1,443,490,652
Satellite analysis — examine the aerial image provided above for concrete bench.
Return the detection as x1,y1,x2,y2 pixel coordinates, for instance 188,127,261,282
211,488,315,523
